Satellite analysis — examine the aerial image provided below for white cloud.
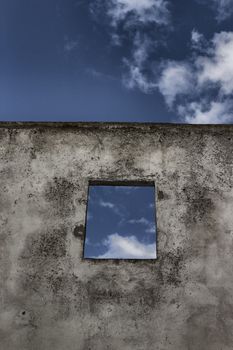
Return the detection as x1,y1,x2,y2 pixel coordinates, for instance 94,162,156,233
89,0,170,92
123,33,157,92
205,0,233,22
85,237,90,245
99,199,124,217
111,33,122,46
99,200,115,209
216,0,233,21
87,212,93,221
123,62,155,92
133,33,151,67
157,61,194,108
158,31,233,123
128,217,156,233
191,29,202,45
197,32,233,95
95,233,157,259
118,16,233,125
145,225,156,233
89,1,233,124
108,0,170,26
86,68,117,81
178,100,233,124
128,217,150,225
191,29,206,51
64,38,79,53
125,29,233,123
109,1,170,92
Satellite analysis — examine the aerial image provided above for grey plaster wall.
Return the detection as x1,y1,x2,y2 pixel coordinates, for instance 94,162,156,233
0,122,233,350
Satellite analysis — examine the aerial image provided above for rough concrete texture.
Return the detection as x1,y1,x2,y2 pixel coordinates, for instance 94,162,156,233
0,122,233,350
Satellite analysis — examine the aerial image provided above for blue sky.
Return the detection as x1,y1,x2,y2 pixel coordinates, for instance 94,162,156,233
84,186,156,259
1,0,233,123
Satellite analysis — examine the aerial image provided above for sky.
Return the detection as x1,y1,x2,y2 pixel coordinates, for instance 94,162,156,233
1,0,233,123
84,185,156,259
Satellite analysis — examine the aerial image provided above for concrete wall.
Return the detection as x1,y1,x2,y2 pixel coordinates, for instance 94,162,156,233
0,122,233,350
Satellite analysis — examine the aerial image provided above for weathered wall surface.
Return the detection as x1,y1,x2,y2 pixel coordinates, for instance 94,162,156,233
0,122,233,350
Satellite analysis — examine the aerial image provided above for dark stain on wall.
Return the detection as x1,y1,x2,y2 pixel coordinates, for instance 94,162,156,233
73,224,85,239
44,177,77,217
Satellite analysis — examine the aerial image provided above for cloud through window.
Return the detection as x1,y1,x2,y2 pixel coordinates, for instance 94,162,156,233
83,183,157,260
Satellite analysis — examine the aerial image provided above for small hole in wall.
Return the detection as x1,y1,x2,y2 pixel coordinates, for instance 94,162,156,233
83,182,157,260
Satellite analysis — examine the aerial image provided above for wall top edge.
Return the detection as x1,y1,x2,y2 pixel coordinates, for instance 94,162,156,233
0,121,232,130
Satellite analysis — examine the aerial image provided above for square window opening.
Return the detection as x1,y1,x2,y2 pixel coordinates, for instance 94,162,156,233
83,182,157,260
